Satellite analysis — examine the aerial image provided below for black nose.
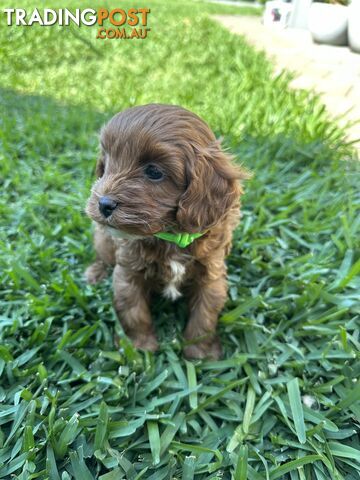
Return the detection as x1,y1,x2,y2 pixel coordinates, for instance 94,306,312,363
98,196,118,218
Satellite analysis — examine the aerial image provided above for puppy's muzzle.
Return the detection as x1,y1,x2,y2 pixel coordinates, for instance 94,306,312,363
99,196,118,218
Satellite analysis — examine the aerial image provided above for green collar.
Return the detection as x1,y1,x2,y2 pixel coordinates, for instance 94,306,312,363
154,231,204,248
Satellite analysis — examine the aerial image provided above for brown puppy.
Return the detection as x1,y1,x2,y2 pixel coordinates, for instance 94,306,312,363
85,104,248,359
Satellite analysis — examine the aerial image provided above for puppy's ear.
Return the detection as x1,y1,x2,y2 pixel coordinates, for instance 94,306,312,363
176,141,250,233
95,153,105,178
96,129,107,177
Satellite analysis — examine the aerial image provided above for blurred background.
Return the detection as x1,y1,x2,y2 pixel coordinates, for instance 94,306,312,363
214,0,360,146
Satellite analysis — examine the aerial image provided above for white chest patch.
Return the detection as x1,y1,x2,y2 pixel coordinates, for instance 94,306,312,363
163,260,186,301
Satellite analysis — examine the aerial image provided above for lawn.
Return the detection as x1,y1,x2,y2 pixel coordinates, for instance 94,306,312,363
0,0,359,478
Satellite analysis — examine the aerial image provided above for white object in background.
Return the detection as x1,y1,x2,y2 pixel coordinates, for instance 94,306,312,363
308,2,348,46
263,1,293,28
348,0,360,53
288,0,313,29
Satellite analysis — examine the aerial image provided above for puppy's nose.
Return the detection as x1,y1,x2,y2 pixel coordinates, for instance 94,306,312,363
98,196,118,218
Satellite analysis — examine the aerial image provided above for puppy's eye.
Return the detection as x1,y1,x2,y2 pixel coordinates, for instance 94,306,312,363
144,164,164,181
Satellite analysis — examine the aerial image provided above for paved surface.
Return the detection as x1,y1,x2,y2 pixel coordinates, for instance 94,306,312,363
213,15,360,148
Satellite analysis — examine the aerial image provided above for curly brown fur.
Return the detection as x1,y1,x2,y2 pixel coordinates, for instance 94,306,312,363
85,104,249,359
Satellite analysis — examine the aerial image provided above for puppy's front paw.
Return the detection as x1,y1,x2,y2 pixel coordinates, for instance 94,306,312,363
132,333,159,352
183,337,222,360
84,261,108,284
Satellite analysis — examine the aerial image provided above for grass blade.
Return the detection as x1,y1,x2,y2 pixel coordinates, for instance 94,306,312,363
270,455,323,479
182,456,196,480
185,360,198,409
94,401,109,451
147,421,160,465
287,378,306,444
243,387,256,435
234,444,248,480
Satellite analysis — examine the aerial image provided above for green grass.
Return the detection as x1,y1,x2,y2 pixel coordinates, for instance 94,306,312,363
0,0,359,478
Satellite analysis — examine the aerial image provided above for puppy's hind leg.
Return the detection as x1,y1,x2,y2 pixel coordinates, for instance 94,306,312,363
85,226,116,284
183,263,227,360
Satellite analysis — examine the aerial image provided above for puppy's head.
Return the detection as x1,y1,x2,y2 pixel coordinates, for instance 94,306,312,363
86,104,248,236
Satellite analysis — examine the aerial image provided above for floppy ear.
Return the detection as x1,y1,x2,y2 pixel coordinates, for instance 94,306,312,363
176,141,250,233
96,128,107,178
95,152,105,178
